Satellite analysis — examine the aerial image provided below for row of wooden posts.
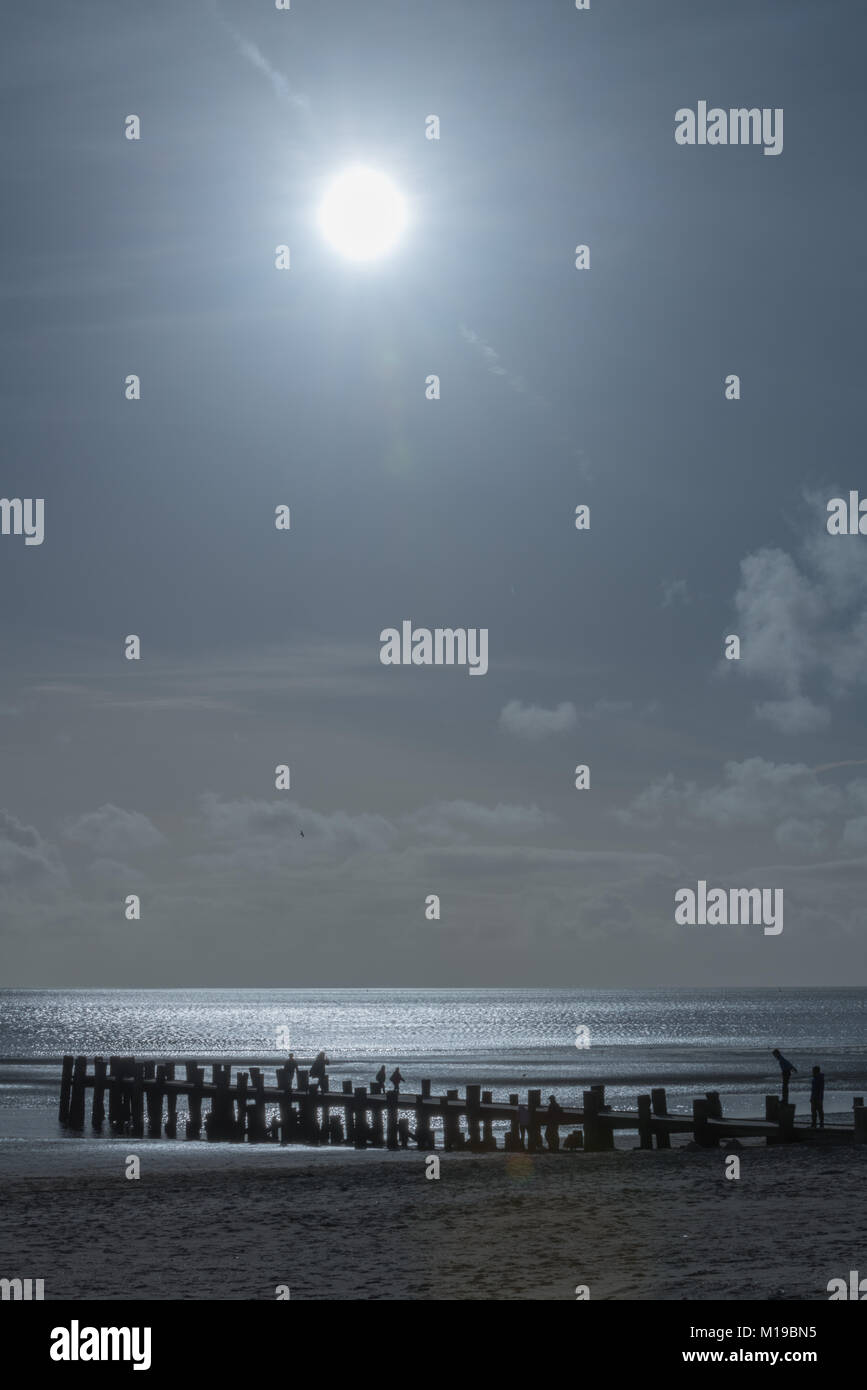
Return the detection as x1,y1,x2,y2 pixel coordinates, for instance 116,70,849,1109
58,1057,867,1151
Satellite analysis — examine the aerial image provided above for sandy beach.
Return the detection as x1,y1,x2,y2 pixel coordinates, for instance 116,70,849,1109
2,1140,864,1301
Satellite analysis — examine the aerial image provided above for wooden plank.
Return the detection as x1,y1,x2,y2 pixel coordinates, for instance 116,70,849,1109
59,1055,73,1125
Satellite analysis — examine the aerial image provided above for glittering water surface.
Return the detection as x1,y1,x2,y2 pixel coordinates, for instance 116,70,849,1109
0,988,864,1143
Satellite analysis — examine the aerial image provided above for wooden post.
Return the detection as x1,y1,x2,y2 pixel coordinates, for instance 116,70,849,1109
236,1071,249,1141
416,1083,434,1149
582,1088,604,1152
528,1090,543,1152
853,1101,867,1145
371,1089,385,1147
506,1092,520,1151
320,1074,330,1144
386,1090,399,1150
765,1095,780,1123
481,1090,495,1149
441,1091,457,1151
353,1087,368,1149
186,1063,204,1139
92,1056,107,1131
131,1062,145,1138
637,1094,653,1150
69,1055,88,1130
165,1063,177,1138
466,1084,482,1150
692,1098,717,1148
250,1068,267,1142
651,1087,670,1149
144,1062,161,1137
705,1091,723,1119
276,1066,291,1144
777,1102,795,1142
59,1055,73,1125
342,1079,354,1145
107,1056,121,1131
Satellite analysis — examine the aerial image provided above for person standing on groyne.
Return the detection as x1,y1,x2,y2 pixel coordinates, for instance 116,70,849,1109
772,1048,797,1103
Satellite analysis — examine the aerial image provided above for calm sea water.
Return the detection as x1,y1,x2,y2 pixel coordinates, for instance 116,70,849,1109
1,987,865,1153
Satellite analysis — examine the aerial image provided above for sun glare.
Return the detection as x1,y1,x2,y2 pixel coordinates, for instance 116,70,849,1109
318,165,407,262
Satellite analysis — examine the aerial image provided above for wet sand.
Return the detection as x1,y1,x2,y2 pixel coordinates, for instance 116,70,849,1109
2,1140,865,1300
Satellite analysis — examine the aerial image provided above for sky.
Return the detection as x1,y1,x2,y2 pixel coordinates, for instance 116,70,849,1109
1,0,866,987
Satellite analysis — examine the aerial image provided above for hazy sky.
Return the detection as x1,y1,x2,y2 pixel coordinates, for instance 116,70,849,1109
2,0,866,986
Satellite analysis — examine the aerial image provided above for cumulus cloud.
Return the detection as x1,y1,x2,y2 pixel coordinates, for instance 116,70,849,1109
63,805,165,858
405,800,549,842
725,494,867,732
0,809,67,900
499,699,577,740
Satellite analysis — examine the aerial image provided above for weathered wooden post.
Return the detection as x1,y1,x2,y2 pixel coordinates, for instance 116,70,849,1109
59,1055,73,1125
131,1062,145,1138
441,1091,458,1150
651,1087,670,1149
143,1062,160,1137
854,1099,867,1145
69,1055,88,1130
581,1088,603,1152
386,1089,399,1149
165,1063,177,1138
276,1066,292,1143
415,1080,433,1149
777,1102,795,1142
353,1087,368,1149
528,1090,543,1152
705,1091,723,1119
186,1062,204,1139
692,1098,717,1148
342,1079,355,1145
481,1090,495,1149
147,1063,164,1137
371,1086,385,1147
637,1094,653,1149
236,1071,249,1141
466,1085,482,1150
320,1074,331,1143
506,1092,521,1151
92,1057,107,1131
250,1068,267,1142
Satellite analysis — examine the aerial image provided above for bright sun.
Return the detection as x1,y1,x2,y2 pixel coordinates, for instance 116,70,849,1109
318,165,407,262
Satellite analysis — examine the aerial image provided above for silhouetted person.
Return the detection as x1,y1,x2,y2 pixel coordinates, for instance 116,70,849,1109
390,1067,404,1092
517,1102,529,1147
397,1117,412,1148
810,1065,825,1129
545,1095,565,1152
286,1053,297,1086
310,1050,329,1084
772,1048,797,1103
375,1065,387,1088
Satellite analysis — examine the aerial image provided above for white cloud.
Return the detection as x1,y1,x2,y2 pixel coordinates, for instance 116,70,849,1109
499,699,577,740
63,805,165,858
725,495,867,731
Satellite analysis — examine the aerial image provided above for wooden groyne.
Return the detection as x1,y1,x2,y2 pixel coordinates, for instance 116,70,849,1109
57,1056,867,1151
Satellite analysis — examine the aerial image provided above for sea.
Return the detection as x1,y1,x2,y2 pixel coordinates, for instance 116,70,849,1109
1,987,865,1166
